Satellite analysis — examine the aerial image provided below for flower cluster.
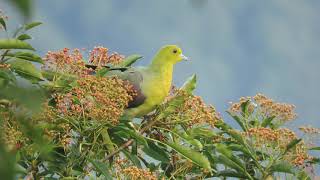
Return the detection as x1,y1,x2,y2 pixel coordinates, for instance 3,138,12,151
89,46,124,66
299,126,320,135
253,93,297,121
0,112,28,151
244,127,312,166
54,75,136,125
163,89,221,128
121,166,157,180
229,93,297,124
43,48,92,77
0,63,10,69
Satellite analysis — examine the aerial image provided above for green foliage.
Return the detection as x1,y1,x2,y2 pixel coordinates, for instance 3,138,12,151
1,10,319,180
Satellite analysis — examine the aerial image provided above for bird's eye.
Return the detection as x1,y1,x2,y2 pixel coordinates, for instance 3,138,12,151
172,49,177,54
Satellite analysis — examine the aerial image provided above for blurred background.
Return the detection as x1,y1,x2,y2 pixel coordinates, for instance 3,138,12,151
1,0,320,129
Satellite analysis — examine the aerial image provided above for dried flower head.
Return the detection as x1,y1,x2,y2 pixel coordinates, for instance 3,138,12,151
0,111,28,151
54,75,136,125
43,48,92,77
0,63,10,69
244,127,312,166
162,89,221,128
89,46,124,66
121,166,157,180
299,126,320,135
229,93,297,125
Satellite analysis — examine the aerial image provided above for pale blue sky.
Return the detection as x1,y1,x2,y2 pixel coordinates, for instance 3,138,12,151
2,0,320,130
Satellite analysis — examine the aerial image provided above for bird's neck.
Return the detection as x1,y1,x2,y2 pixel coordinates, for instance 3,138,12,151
149,53,174,73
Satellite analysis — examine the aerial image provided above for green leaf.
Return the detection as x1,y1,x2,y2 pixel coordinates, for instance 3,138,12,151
122,150,142,168
165,141,211,170
226,111,246,131
309,146,320,151
158,95,185,119
284,138,302,154
240,100,250,115
24,22,42,31
181,74,197,94
216,155,246,175
0,69,16,83
114,126,147,146
269,161,294,174
142,141,170,163
216,144,246,172
297,170,311,180
176,131,203,150
188,127,216,138
228,144,251,157
0,39,34,50
116,54,143,67
7,59,44,82
226,129,245,145
214,170,247,178
0,17,6,31
17,34,32,41
6,52,44,64
261,116,275,127
88,159,112,180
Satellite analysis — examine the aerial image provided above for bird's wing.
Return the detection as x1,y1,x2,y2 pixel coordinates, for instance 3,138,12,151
105,68,146,108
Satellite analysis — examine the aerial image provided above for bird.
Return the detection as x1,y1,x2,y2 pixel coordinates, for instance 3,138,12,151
105,45,188,118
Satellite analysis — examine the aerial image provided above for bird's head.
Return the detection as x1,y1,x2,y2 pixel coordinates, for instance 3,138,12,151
158,45,188,64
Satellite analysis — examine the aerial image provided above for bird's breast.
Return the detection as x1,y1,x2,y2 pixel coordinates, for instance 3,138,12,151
142,68,173,106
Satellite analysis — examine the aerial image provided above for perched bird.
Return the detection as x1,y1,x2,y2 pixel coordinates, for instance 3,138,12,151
106,45,188,118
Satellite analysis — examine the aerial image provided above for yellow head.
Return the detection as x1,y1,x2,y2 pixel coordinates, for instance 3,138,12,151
155,45,188,65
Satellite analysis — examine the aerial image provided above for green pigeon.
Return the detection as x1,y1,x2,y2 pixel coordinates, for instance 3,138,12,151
106,45,188,118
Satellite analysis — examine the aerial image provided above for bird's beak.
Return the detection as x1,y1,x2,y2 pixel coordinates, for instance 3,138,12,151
180,54,189,61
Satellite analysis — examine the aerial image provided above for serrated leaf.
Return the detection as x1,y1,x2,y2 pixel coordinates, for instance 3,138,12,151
181,74,197,93
261,116,275,127
117,54,143,67
0,39,34,50
0,17,6,31
17,34,32,41
165,141,211,170
88,159,112,180
24,22,42,31
7,59,44,82
6,52,44,64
